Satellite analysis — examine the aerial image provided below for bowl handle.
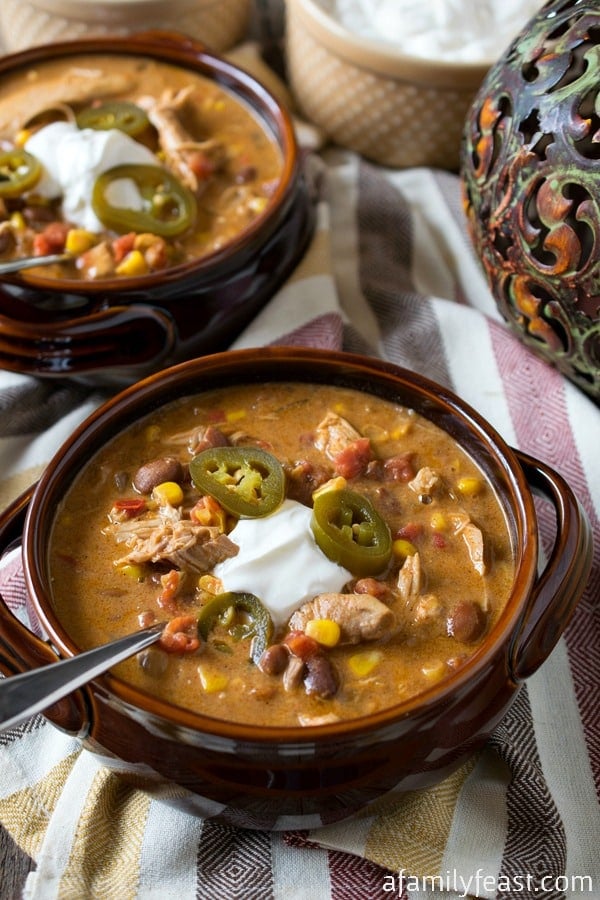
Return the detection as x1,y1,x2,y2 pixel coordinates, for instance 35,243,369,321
510,451,593,682
0,303,177,377
0,488,90,735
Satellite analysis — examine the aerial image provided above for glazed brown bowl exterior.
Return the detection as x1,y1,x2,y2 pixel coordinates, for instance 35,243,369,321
0,348,592,830
0,33,314,384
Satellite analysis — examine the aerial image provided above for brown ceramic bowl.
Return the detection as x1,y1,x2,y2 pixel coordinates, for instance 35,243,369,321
0,33,314,384
0,348,592,830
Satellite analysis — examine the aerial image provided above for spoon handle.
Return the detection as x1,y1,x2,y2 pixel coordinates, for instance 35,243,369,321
0,623,164,732
0,253,72,275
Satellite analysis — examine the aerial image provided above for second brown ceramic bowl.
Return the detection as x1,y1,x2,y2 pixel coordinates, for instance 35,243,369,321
0,348,592,829
0,33,315,383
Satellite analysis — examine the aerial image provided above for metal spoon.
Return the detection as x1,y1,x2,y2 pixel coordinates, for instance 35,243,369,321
0,622,164,732
0,253,73,276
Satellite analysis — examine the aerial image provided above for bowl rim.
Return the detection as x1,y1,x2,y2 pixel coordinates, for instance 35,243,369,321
287,0,492,86
0,30,299,295
23,346,539,743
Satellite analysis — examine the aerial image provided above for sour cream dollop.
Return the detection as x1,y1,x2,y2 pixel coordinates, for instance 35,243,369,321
25,121,157,232
213,498,352,628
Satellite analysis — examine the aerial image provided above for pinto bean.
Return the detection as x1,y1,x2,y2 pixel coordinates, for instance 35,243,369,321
446,601,487,644
354,577,388,599
133,456,184,494
258,643,289,676
303,654,338,699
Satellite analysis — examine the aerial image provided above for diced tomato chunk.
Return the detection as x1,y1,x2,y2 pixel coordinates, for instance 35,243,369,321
33,233,52,257
158,569,182,610
113,498,147,518
383,453,415,482
395,522,423,543
190,494,226,530
333,437,372,479
187,150,216,181
284,630,320,660
112,232,136,263
37,221,70,254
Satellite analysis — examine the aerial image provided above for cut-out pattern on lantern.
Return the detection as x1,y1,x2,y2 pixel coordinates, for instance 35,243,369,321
461,0,600,402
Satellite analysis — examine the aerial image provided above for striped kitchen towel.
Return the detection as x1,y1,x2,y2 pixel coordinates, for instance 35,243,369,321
0,156,598,899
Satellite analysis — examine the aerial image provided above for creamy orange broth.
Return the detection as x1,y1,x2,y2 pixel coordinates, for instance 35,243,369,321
0,54,282,277
49,383,515,727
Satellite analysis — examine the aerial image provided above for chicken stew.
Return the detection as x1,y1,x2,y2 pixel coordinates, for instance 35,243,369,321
0,53,282,280
49,382,515,727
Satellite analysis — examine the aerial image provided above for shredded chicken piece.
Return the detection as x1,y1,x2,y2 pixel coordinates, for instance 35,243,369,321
137,87,226,192
408,466,440,497
298,713,341,726
461,523,487,576
167,424,229,455
169,533,239,573
108,510,238,573
1,71,135,133
228,431,273,451
448,512,472,534
445,512,487,576
396,552,422,603
78,241,115,279
412,593,444,624
289,592,394,644
314,411,362,460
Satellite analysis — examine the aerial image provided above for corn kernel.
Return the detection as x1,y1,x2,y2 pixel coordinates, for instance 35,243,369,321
118,563,144,581
348,650,383,677
153,481,184,506
390,420,412,439
248,196,269,215
198,574,223,595
116,249,148,277
421,661,447,681
9,211,26,232
197,665,228,693
363,424,389,443
333,402,346,414
429,512,447,531
14,128,32,147
312,476,347,499
305,618,341,648
65,228,96,254
226,408,246,423
392,538,417,559
457,476,483,497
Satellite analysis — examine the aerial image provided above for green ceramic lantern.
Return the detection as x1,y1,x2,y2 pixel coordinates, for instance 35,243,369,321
461,0,600,402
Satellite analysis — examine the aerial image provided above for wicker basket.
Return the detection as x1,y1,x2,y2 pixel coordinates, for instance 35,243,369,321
0,0,251,53
284,0,489,170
